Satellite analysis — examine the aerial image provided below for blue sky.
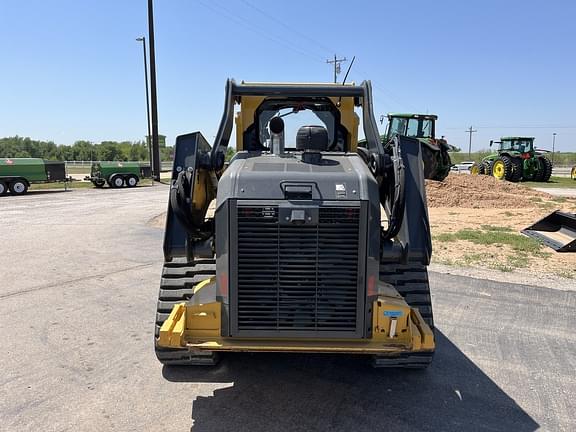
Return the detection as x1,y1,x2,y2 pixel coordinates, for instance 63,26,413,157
1,0,575,152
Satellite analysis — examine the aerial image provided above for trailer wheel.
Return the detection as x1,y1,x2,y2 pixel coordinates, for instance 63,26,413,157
0,181,7,196
92,179,105,188
9,180,28,195
110,175,125,188
126,175,139,188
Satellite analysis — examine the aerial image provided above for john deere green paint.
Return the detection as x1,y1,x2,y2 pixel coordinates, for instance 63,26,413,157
0,158,68,196
362,113,453,181
85,161,152,188
471,137,552,182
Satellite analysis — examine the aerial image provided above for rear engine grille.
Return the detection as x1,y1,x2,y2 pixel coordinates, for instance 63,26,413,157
235,205,362,335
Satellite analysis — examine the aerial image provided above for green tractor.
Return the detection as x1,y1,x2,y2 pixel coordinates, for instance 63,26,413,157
384,113,452,181
471,137,552,182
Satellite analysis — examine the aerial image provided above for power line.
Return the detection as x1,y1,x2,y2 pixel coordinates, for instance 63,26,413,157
197,0,325,63
445,125,576,130
199,0,414,112
239,0,334,56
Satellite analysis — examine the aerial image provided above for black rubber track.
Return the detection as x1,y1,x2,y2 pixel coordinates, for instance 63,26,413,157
375,263,435,368
154,258,219,366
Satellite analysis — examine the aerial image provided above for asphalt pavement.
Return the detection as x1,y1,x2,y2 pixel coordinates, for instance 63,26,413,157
1,186,574,431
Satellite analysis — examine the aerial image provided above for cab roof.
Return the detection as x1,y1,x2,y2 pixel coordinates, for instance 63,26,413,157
388,113,438,120
501,136,535,141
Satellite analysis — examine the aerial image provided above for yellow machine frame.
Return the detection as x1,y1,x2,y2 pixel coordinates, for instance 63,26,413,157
234,83,360,152
159,278,434,356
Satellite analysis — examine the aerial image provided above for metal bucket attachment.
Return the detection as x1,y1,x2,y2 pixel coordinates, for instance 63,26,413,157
521,211,576,252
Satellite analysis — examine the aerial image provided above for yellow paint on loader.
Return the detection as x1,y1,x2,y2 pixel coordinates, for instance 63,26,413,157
158,281,434,355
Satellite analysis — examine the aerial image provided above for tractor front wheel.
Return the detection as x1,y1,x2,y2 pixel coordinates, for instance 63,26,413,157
492,157,512,181
470,162,483,175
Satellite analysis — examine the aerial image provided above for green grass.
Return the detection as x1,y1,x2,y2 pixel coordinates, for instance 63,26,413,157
30,181,92,190
523,176,576,189
435,228,542,254
30,180,154,191
480,225,513,232
66,166,91,174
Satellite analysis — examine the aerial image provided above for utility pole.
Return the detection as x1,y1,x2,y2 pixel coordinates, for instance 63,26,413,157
136,37,153,174
326,54,347,83
552,133,556,165
147,0,160,181
465,126,477,158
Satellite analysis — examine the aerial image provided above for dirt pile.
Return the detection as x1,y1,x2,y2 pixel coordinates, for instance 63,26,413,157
425,174,551,208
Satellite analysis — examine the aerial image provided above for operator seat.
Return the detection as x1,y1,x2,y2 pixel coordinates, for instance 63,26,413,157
296,125,329,152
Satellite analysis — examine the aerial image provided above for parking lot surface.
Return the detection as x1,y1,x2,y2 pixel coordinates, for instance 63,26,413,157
1,187,574,431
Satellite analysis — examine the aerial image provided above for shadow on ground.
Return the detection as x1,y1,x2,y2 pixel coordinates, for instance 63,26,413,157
163,331,538,432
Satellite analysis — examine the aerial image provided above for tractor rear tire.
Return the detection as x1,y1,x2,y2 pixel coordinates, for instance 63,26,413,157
509,158,523,182
375,263,434,368
0,181,7,196
154,258,219,366
9,179,28,195
538,156,553,182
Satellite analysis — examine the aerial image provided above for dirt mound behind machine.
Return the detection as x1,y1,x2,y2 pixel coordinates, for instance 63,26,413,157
155,80,436,368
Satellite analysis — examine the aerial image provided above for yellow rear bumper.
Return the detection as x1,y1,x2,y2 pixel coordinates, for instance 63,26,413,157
158,292,434,355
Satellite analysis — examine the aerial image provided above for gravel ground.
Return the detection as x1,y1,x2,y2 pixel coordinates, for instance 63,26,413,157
1,187,575,431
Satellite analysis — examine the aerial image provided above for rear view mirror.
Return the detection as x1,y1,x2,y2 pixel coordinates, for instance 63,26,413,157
489,140,493,147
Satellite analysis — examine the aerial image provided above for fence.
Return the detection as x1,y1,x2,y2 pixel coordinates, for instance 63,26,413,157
65,161,173,172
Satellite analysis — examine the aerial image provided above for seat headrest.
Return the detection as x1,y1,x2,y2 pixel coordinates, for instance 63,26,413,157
296,125,328,151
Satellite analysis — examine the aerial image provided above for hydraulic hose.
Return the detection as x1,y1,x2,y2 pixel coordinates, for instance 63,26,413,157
381,135,406,240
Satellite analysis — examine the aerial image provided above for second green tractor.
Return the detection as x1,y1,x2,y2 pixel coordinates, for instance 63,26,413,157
471,137,552,182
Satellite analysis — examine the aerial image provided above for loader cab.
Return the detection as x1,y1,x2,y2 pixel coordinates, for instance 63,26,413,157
234,87,361,156
253,98,344,152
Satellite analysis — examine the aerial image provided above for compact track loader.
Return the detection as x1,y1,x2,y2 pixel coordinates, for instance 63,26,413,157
155,80,435,368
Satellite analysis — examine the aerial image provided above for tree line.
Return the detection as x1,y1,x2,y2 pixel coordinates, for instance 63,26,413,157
0,136,174,162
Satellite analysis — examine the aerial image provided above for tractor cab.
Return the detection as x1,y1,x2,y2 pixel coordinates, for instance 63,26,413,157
382,113,451,181
493,137,535,155
385,113,436,141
